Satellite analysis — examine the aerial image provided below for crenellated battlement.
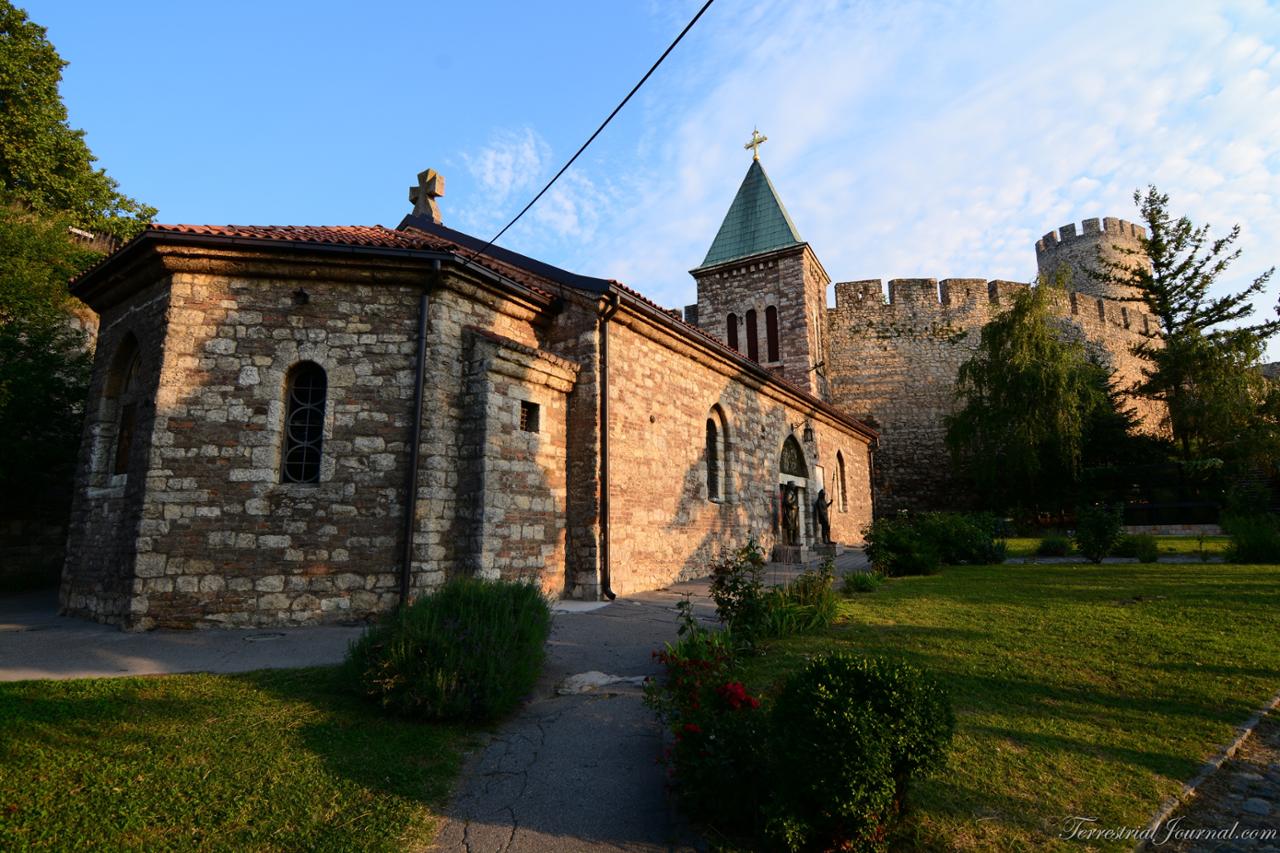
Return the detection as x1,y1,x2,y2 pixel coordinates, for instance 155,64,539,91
1035,217,1146,254
830,277,1158,336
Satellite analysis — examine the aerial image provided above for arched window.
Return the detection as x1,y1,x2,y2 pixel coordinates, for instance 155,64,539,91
837,451,848,513
727,313,739,351
766,305,779,362
706,405,731,502
105,334,141,477
745,309,759,361
706,418,720,501
282,362,327,484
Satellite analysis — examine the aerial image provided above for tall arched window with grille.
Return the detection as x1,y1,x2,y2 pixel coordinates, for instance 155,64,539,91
765,305,779,362
745,309,759,361
726,313,739,351
282,362,327,484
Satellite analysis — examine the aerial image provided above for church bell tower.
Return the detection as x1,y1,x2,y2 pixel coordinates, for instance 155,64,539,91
687,131,831,399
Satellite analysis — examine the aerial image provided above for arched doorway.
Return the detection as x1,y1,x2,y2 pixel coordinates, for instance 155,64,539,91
778,435,810,552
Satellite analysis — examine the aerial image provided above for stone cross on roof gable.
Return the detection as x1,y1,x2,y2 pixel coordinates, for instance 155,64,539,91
409,168,445,224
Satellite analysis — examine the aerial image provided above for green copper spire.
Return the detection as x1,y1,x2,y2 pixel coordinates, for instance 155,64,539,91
696,158,804,270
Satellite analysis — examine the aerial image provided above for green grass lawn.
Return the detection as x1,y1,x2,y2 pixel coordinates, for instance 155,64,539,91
737,562,1280,851
0,667,469,851
1002,535,1229,559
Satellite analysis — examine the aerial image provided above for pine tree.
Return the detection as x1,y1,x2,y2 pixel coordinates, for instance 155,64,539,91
1092,187,1278,465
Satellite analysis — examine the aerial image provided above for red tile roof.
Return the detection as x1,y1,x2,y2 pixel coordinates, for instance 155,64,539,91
148,223,438,249
72,223,556,300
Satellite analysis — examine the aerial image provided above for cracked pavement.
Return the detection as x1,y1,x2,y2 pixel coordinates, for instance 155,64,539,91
433,553,870,852
433,582,719,853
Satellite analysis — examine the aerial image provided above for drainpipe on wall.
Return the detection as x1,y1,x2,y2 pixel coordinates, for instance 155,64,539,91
598,291,620,601
398,260,438,607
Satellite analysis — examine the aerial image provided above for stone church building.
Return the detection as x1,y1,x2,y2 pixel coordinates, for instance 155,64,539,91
61,138,1157,629
62,163,877,629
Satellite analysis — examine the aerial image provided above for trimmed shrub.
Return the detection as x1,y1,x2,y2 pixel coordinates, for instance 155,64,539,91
1075,503,1124,563
345,577,551,722
862,516,942,577
769,654,955,851
1036,535,1071,557
1224,514,1280,563
843,570,884,595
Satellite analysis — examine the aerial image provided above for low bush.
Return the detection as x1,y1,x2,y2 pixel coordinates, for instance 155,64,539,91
709,543,839,647
916,512,1005,564
1075,503,1124,563
1114,533,1160,563
862,516,942,577
1036,535,1071,557
843,570,885,595
1224,514,1280,563
864,512,1005,576
345,577,551,722
769,654,955,851
644,598,766,830
708,539,769,645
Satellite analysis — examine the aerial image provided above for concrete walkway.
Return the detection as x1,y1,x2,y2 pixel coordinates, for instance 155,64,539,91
0,590,365,681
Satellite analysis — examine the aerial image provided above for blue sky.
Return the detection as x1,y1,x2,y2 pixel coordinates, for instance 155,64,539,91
27,0,1280,354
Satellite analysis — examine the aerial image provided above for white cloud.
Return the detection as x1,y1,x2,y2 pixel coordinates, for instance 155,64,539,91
459,127,551,229
541,0,1280,357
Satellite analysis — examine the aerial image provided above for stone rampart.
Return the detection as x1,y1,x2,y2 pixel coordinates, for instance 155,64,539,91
827,278,1162,513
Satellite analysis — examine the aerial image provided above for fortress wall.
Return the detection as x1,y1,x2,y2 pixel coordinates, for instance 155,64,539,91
827,279,1164,514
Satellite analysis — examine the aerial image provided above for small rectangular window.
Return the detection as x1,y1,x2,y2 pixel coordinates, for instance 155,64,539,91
519,400,540,433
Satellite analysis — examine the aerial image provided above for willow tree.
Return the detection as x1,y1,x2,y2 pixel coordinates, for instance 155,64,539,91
946,282,1120,514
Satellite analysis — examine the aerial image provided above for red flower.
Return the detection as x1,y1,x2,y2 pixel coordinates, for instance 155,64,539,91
683,722,703,735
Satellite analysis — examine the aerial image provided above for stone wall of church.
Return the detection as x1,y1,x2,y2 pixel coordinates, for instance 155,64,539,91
61,246,583,628
826,278,1162,513
116,269,428,628
460,328,578,595
602,306,873,595
61,277,172,624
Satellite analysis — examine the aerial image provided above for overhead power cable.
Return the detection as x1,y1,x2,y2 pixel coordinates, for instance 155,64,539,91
463,0,716,269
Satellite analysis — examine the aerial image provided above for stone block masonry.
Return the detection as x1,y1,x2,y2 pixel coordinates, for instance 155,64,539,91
826,277,1163,513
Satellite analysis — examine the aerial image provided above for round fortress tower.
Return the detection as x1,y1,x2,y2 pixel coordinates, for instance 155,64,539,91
1035,217,1148,301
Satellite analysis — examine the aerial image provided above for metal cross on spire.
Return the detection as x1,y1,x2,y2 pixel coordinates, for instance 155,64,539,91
744,127,768,160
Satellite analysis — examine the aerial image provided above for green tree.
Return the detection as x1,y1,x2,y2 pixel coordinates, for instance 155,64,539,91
0,201,94,516
946,281,1122,514
0,1,155,240
1092,187,1279,466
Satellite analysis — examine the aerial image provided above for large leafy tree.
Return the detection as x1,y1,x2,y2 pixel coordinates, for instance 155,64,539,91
0,1,154,240
1092,187,1279,466
946,282,1127,514
0,2,155,517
